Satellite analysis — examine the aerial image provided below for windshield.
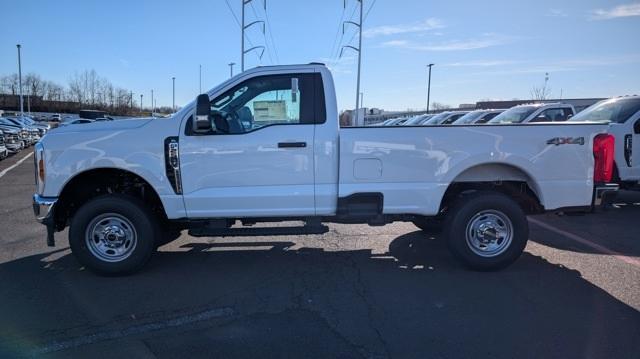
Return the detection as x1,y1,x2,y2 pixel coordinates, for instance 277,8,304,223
569,97,640,124
488,106,538,124
404,115,428,125
453,111,484,125
424,112,449,125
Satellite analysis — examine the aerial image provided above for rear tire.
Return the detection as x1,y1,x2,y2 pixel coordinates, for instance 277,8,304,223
443,191,528,270
69,194,158,275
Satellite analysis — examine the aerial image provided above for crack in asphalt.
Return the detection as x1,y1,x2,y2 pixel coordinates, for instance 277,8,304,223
30,306,234,355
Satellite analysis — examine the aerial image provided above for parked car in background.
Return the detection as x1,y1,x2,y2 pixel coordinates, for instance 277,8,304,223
59,119,94,127
384,118,408,126
423,111,470,125
488,103,575,124
452,110,505,125
403,114,433,125
50,114,62,122
3,118,40,144
0,118,30,147
10,116,49,138
79,110,108,120
569,96,640,190
0,130,8,159
0,126,23,153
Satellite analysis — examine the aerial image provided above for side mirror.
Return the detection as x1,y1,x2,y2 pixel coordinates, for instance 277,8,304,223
634,120,640,134
193,94,212,133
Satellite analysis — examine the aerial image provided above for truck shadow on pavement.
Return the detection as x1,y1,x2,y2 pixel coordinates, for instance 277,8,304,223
0,231,639,358
527,198,640,257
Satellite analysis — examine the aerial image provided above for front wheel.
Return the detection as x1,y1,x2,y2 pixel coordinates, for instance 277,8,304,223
69,194,158,275
443,191,528,270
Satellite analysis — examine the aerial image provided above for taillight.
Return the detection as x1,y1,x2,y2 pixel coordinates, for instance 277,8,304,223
593,134,614,183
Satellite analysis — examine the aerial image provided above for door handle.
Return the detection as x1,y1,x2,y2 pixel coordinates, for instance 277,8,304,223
278,142,307,148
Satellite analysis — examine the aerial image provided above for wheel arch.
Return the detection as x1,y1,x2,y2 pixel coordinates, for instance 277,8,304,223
439,163,544,215
53,167,167,230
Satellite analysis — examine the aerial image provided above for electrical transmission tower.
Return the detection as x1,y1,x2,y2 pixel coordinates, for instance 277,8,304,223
241,0,266,72
340,0,364,124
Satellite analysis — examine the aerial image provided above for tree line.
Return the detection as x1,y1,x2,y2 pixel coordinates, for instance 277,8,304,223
0,70,172,115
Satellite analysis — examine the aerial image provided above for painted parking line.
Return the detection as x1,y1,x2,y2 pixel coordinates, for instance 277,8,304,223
0,151,33,179
529,217,640,269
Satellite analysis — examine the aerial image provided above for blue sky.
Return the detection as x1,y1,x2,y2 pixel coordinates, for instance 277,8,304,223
1,0,639,111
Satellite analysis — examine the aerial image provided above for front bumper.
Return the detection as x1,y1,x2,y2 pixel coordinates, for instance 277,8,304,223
33,194,57,223
6,143,21,153
33,194,58,246
593,183,619,207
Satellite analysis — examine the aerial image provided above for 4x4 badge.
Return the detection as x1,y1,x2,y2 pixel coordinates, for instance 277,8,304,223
547,137,585,146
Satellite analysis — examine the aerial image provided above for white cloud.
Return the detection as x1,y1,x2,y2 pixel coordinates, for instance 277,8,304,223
316,56,355,75
444,60,520,67
546,8,568,17
379,34,514,51
590,2,640,20
363,18,444,38
468,54,640,76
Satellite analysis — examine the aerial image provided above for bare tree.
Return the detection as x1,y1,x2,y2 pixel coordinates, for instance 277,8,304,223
431,102,450,110
0,74,20,95
530,85,552,101
24,73,45,97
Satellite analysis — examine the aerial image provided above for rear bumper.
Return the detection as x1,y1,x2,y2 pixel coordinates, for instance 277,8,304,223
593,183,619,207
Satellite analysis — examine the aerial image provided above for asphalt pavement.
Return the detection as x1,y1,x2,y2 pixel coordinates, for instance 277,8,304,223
0,152,638,358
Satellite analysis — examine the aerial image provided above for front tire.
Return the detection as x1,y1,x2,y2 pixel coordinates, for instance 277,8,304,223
443,191,528,270
69,194,158,275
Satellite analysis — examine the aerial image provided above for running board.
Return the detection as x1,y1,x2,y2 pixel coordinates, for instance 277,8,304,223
188,224,329,237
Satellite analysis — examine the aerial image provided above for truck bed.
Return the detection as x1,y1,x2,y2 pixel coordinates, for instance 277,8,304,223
338,123,609,215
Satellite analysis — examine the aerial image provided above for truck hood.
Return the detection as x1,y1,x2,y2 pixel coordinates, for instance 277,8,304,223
51,117,154,134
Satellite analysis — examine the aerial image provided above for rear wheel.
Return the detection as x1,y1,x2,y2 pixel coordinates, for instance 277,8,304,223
69,194,158,275
443,191,528,270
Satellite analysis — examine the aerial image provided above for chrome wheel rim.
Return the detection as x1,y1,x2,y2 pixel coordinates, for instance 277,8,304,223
465,210,513,257
85,213,137,262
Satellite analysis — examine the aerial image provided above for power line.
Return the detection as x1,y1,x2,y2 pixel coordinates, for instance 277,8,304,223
263,3,280,63
363,0,377,20
329,3,348,60
250,1,273,65
224,0,242,28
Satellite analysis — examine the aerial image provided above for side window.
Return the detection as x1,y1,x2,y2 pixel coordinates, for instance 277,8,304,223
563,108,574,119
200,73,324,135
482,112,499,122
538,108,567,122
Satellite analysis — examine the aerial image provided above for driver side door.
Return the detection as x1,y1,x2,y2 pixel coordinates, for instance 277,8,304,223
179,72,321,218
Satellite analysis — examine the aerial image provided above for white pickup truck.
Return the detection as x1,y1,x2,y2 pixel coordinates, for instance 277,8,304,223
569,96,640,190
33,64,617,275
